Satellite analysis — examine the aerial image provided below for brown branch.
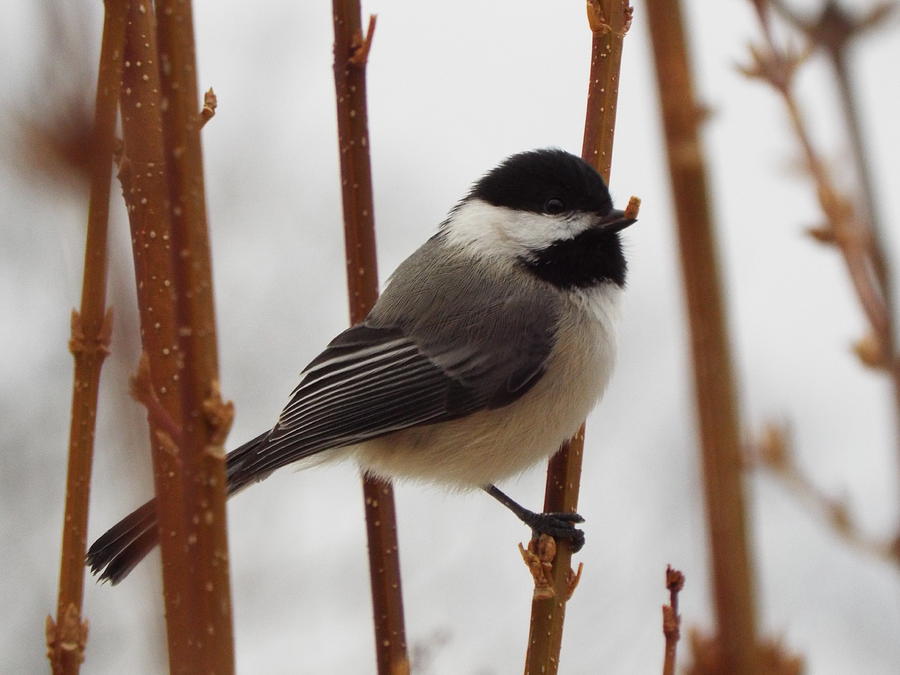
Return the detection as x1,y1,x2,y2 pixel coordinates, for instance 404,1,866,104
686,630,804,675
331,4,408,674
749,423,900,566
154,0,235,670
48,2,127,672
116,4,203,667
645,1,761,673
758,0,900,533
523,4,632,674
662,566,685,675
582,0,633,178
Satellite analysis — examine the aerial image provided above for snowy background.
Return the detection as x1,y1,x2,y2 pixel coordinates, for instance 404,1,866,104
2,1,899,673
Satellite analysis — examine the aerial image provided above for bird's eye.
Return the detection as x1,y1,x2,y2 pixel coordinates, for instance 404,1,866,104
543,198,565,214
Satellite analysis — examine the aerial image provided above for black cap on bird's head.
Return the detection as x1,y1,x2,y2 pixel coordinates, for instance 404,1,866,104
469,149,633,228
461,149,635,289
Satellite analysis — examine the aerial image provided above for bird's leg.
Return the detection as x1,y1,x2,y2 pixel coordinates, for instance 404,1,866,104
483,484,585,552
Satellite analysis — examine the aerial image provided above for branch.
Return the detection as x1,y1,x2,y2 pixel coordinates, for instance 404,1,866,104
748,423,900,567
662,566,685,675
686,630,804,675
154,0,236,670
331,4,409,674
746,0,900,532
645,1,760,673
523,3,632,673
116,3,204,667
49,2,127,672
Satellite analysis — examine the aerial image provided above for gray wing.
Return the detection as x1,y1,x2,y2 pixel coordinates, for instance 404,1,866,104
233,238,560,480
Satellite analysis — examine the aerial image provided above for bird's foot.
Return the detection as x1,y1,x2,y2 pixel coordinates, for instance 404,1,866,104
522,511,585,552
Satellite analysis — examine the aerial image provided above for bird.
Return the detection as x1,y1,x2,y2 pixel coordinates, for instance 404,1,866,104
87,148,636,584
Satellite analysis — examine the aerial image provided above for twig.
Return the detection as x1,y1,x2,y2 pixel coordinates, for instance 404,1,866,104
155,0,236,670
331,4,409,674
759,0,900,534
523,4,632,674
199,88,217,129
129,355,183,449
645,1,760,673
662,566,685,675
748,423,899,566
48,2,127,673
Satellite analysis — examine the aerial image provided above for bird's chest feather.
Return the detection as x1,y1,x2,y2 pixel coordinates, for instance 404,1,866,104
526,286,619,444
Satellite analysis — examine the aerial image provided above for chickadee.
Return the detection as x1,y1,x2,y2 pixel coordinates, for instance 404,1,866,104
88,148,636,583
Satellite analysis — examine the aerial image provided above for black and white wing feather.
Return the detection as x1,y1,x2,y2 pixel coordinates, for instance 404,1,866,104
228,237,561,486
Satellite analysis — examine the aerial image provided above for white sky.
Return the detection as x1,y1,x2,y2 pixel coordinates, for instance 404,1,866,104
1,1,898,673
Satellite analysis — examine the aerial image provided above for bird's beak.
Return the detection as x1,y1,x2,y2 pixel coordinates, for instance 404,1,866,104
595,208,636,234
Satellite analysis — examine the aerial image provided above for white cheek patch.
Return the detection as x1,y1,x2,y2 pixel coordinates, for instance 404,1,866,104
443,199,596,260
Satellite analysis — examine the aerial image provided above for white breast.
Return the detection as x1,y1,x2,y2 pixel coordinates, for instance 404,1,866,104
351,284,621,489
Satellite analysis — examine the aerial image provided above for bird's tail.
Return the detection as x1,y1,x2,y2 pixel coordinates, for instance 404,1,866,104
86,431,269,584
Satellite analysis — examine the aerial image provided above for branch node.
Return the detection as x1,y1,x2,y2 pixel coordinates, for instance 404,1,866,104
68,307,113,357
853,332,889,370
46,604,89,667
805,224,836,245
623,4,635,34
349,14,378,66
564,561,584,601
519,535,557,600
202,379,234,447
773,0,896,55
586,0,633,37
130,352,184,447
199,87,217,129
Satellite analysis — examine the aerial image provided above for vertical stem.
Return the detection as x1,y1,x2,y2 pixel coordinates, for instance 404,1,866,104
830,52,888,292
155,1,235,671
830,51,900,516
118,3,193,669
661,566,685,675
331,4,409,674
524,3,631,674
48,2,127,672
645,1,759,673
581,1,631,179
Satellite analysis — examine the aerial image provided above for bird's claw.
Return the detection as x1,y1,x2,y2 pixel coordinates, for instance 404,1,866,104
525,511,585,552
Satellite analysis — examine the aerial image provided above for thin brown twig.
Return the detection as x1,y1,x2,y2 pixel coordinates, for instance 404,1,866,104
128,355,184,450
662,566,685,675
331,4,409,674
748,423,899,566
523,3,632,674
741,34,888,337
48,2,128,672
155,0,236,670
761,0,900,534
773,0,895,290
199,88,217,129
645,1,760,673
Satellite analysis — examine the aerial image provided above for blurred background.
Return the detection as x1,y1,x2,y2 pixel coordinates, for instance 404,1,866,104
2,0,898,672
